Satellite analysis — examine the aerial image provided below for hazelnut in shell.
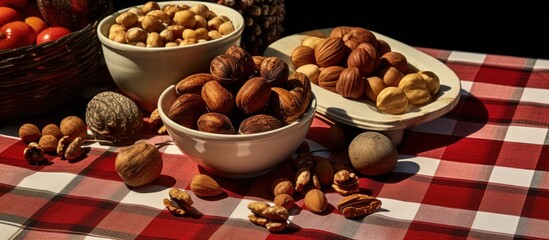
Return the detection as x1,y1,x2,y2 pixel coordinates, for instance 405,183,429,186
115,142,163,187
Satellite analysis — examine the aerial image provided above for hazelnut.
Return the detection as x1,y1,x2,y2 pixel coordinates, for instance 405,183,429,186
342,27,378,47
295,64,319,85
398,73,431,105
115,142,163,187
376,87,409,115
418,70,440,95
268,87,302,125
301,36,325,49
41,123,63,139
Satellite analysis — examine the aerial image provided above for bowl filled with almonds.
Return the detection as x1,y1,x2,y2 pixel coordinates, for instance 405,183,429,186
157,46,316,178
97,1,244,112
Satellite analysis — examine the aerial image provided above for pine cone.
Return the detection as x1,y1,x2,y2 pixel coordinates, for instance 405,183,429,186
202,0,285,55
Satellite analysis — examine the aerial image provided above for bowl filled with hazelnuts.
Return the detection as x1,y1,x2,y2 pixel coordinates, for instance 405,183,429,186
97,1,244,112
157,46,316,179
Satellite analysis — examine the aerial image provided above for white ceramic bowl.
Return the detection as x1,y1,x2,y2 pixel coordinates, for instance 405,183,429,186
97,1,245,112
158,85,317,178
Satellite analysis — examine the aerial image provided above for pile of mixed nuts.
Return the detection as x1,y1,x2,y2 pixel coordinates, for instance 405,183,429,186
291,26,441,115
19,116,88,164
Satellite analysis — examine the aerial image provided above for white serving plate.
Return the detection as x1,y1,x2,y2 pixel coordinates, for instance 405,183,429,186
264,28,461,131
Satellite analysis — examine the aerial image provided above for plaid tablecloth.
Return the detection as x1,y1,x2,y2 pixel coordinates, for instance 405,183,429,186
1,48,548,240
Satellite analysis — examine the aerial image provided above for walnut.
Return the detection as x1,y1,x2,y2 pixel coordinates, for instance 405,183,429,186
85,91,143,144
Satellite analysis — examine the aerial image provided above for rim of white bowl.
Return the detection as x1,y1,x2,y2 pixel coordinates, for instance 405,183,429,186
97,1,245,52
158,85,318,141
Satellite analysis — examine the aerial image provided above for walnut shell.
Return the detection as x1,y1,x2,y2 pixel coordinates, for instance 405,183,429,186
115,142,163,187
85,91,143,143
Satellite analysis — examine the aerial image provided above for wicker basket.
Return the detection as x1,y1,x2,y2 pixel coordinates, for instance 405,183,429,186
0,21,102,123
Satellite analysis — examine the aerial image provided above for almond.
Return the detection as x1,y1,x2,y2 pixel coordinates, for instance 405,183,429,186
304,189,327,213
190,174,223,197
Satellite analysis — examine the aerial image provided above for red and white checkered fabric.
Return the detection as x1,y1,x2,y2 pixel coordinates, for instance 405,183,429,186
1,48,548,239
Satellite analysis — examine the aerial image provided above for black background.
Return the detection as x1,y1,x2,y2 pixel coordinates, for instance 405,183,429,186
114,1,549,59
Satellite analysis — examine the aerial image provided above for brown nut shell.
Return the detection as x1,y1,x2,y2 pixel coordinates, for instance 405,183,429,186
379,51,408,74
336,67,365,99
175,73,217,95
314,37,346,67
238,114,283,134
168,93,208,129
318,65,345,93
235,76,272,115
115,142,163,187
197,112,235,134
365,76,386,103
268,87,302,124
290,45,316,68
201,80,234,114
260,56,289,88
